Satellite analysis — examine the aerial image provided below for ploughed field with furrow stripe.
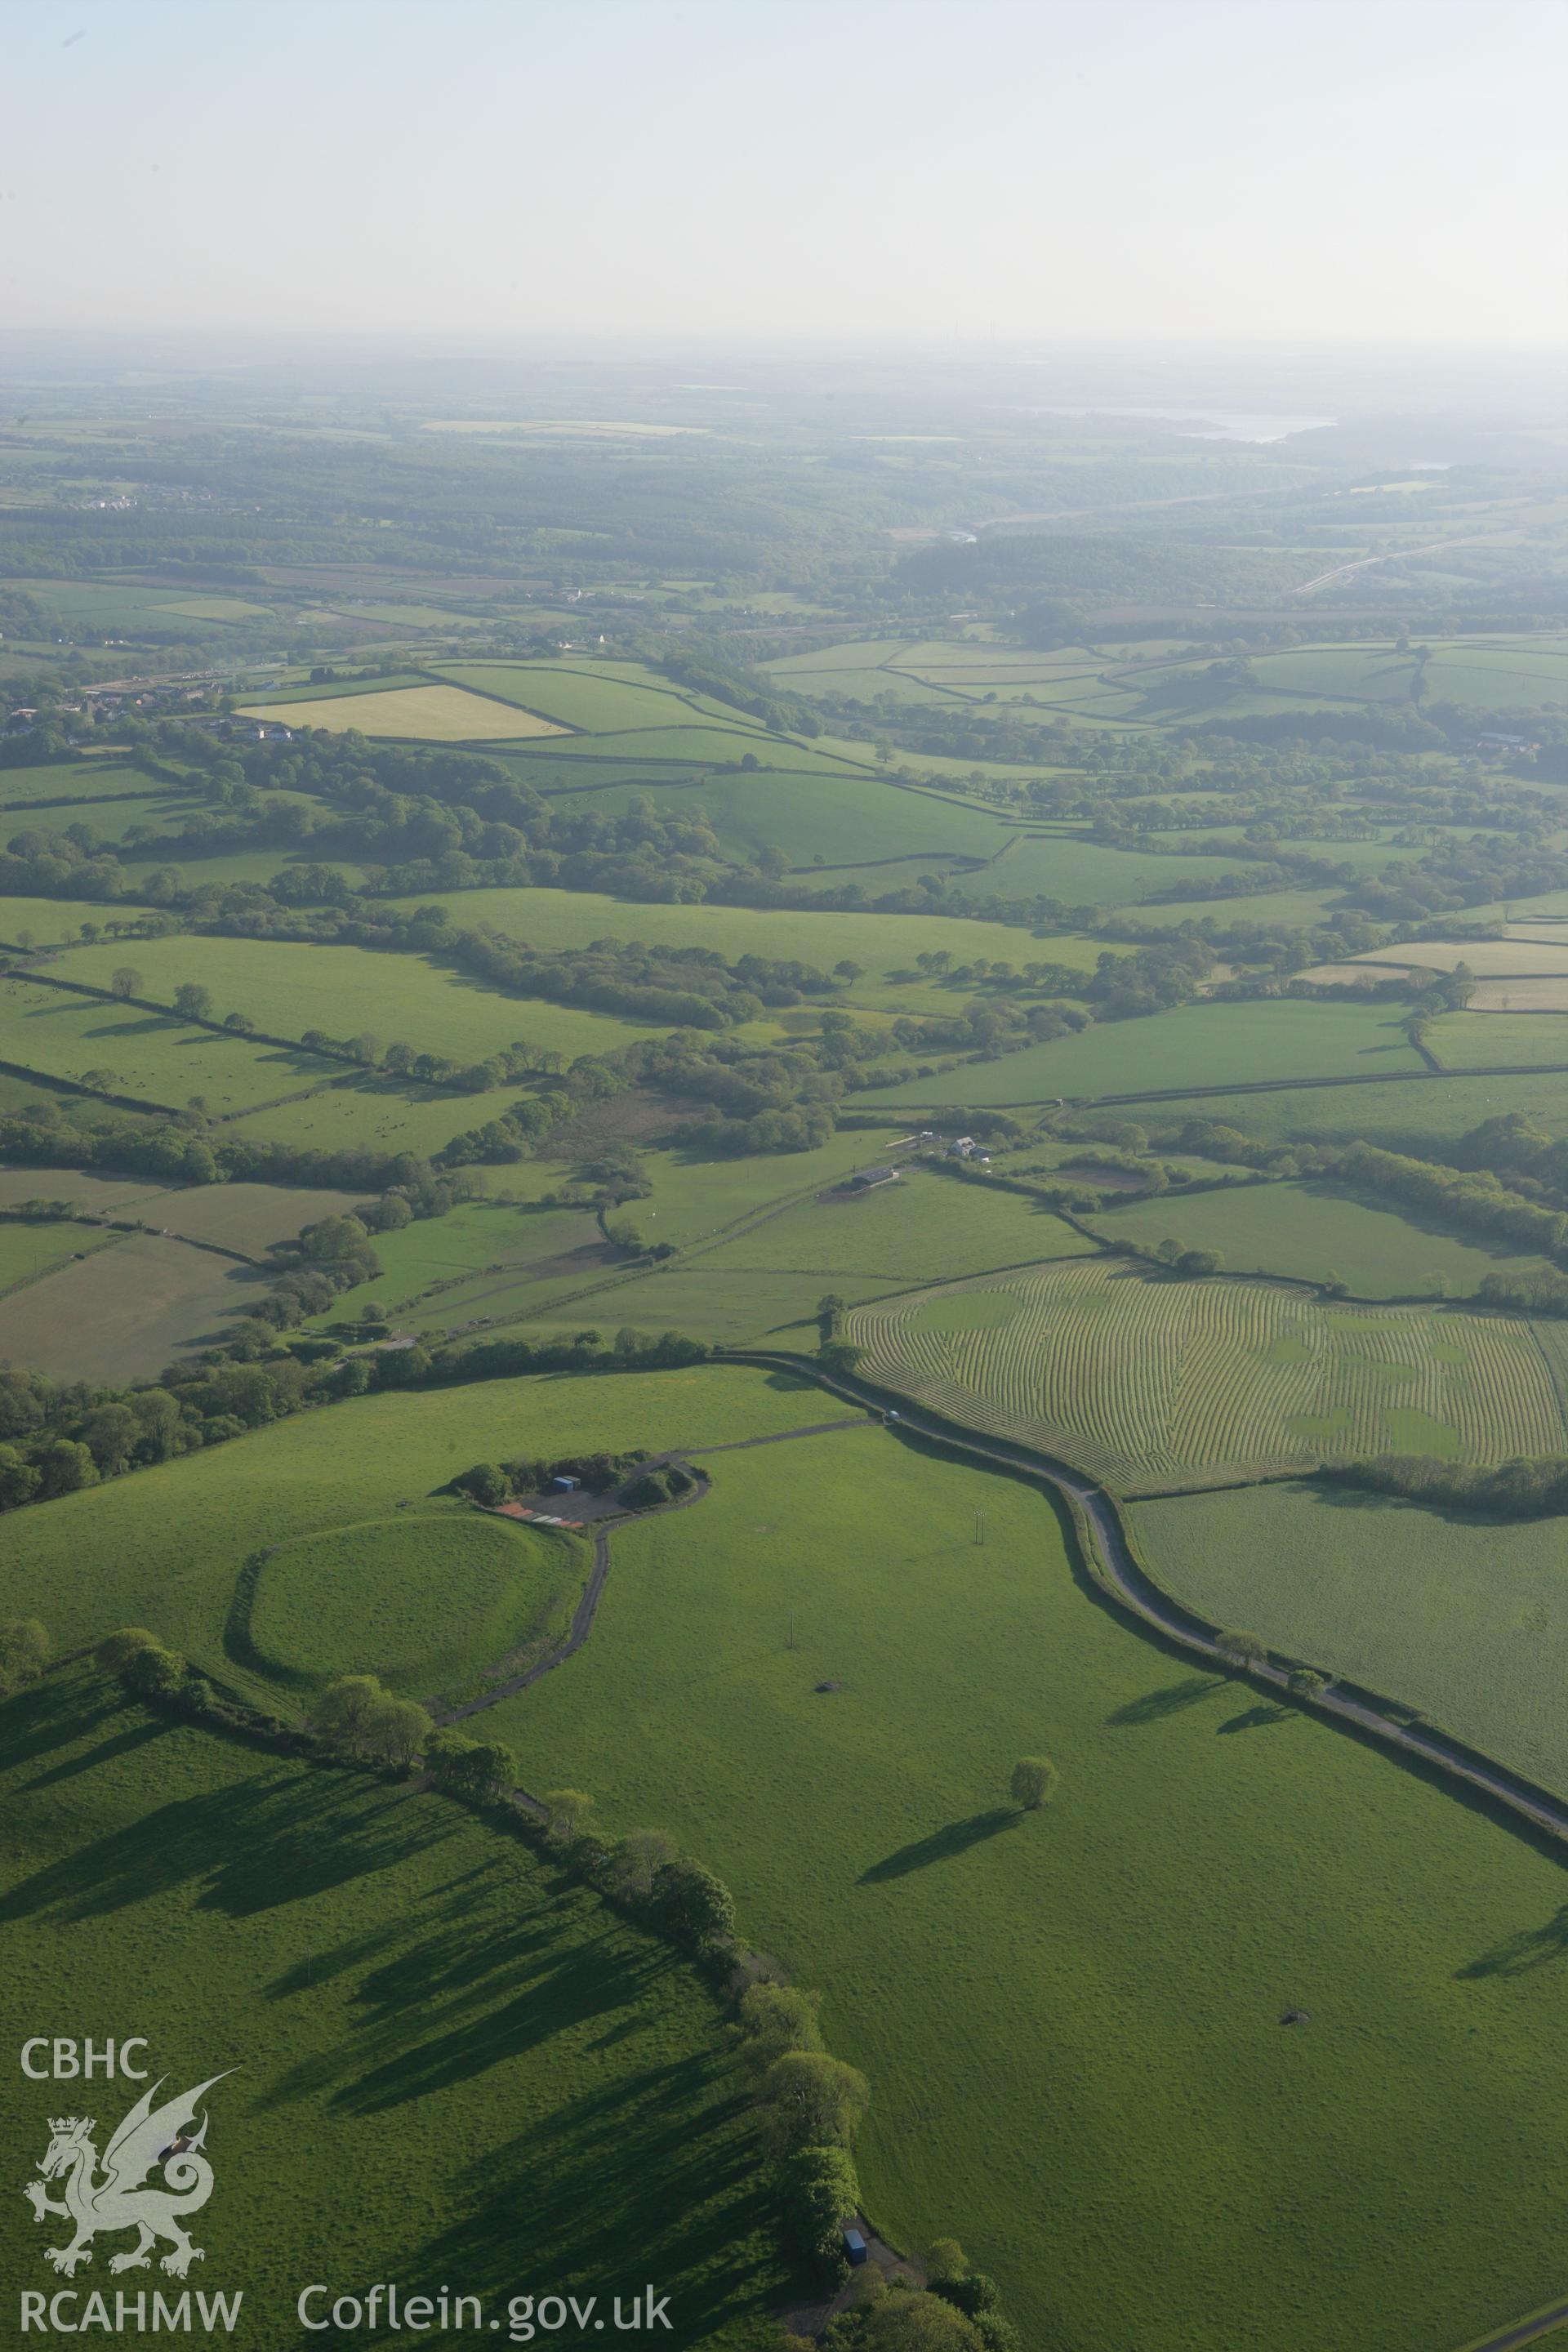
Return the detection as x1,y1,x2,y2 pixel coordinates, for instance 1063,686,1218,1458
847,1257,1566,1491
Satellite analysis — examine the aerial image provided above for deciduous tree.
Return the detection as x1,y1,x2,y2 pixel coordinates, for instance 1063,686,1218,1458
1009,1756,1058,1811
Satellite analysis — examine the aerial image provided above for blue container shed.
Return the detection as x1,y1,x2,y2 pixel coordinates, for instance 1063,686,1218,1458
551,1474,581,1493
842,2228,867,2267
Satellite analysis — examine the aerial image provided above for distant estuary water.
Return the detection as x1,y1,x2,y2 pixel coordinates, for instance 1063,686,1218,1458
1007,404,1339,443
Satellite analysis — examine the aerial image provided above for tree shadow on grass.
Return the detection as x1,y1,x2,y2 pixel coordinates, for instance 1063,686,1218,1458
0,1770,461,1927
1105,1673,1226,1728
23,1715,166,1789
338,1931,675,2116
1217,1704,1294,1734
412,2047,782,2350
258,1881,679,2117
1458,1904,1568,1980
0,1673,130,1775
859,1808,1018,1884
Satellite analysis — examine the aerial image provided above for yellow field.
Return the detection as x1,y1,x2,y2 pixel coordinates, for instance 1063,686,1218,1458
1350,940,1568,975
1469,980,1568,1011
849,1257,1566,1492
235,684,567,741
420,420,706,439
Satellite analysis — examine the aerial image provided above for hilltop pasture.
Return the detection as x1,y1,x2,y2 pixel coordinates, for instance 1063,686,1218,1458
549,1185,1098,1347
434,657,764,737
0,1365,834,1664
1126,1068,1568,1152
246,1502,576,1701
492,1419,1568,2352
311,1198,617,1330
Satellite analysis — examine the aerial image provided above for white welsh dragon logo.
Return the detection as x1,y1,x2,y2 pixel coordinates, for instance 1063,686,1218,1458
23,2073,230,2278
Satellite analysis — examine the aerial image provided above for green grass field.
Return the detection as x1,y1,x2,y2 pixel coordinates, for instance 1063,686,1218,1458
433,659,764,737
317,1200,616,1327
1087,1177,1549,1298
0,1665,783,2351
497,1158,1093,1349
1431,1009,1568,1067
0,1230,261,1384
0,893,160,946
1112,886,1351,930
221,1076,534,1161
541,764,1002,870
848,1254,1565,1490
690,1164,1094,1284
1133,1476,1568,1796
517,1266,888,1348
0,1218,106,1290
0,759,168,809
868,999,1423,1107
1350,938,1568,977
381,887,1107,1012
7,577,274,627
6,790,201,844
245,1501,577,1701
1150,1070,1568,1152
124,1176,371,1250
236,682,572,741
0,1365,835,1668
483,1419,1568,2352
341,1152,1055,1344
947,832,1256,910
0,1164,172,1216
1236,634,1568,714
51,933,666,1065
0,978,345,1111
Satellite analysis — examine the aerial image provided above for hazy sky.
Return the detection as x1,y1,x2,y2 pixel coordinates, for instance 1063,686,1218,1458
5,0,1566,346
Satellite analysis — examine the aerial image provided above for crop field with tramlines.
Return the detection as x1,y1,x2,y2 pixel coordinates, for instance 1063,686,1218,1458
846,1257,1566,1490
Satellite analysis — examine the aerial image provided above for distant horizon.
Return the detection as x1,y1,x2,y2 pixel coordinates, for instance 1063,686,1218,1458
6,0,1567,347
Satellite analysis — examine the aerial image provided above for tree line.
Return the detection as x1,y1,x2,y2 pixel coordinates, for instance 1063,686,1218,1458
0,1324,711,1517
1320,1454,1568,1521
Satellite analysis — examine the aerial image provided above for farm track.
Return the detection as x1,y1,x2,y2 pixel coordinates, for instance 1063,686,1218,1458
432,1415,873,1725
452,1152,902,1339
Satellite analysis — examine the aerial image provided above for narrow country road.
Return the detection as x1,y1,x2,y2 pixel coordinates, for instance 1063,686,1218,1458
1454,2299,1568,2352
1287,532,1503,595
443,1348,1568,1846
726,1352,1568,1854
430,1358,1568,2351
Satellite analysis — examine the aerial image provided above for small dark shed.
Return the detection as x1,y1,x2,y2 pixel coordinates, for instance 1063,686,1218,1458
842,2228,867,2267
